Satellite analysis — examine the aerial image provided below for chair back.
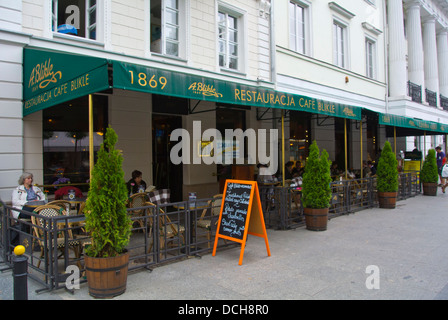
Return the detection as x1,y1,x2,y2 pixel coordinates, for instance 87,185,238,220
31,204,66,236
128,193,148,213
210,194,223,216
148,189,170,205
48,200,72,215
145,201,177,236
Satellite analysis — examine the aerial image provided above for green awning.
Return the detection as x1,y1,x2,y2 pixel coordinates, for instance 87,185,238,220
379,113,448,134
112,60,361,120
23,47,110,116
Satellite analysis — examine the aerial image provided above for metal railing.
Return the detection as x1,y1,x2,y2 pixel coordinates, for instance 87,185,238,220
425,88,438,107
408,81,422,103
259,172,420,230
0,171,421,293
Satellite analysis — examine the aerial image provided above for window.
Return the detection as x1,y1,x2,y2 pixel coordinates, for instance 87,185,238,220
366,38,375,79
43,95,108,194
289,1,306,54
150,0,182,57
52,0,97,40
218,10,239,70
333,21,347,68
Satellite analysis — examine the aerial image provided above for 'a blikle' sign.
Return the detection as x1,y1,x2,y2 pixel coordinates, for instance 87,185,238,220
212,180,270,265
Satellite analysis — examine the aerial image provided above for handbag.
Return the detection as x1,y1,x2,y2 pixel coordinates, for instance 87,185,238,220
441,164,448,178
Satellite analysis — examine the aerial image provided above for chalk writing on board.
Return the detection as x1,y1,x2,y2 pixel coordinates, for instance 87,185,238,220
219,182,252,240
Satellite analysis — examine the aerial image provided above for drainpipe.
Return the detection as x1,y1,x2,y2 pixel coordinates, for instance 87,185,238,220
383,0,390,114
270,0,276,85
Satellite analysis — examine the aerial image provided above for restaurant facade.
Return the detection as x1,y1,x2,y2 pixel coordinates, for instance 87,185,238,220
1,0,448,203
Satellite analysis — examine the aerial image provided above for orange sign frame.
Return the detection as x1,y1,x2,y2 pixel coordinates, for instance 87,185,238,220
212,180,271,265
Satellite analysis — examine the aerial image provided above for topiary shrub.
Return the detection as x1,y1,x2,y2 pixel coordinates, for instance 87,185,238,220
84,126,132,258
420,149,438,183
376,141,398,193
302,141,332,209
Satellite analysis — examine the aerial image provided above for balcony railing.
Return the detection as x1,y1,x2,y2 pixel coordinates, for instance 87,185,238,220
425,88,437,107
407,81,422,103
441,94,448,111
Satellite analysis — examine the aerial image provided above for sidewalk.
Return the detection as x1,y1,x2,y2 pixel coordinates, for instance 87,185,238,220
1,193,448,300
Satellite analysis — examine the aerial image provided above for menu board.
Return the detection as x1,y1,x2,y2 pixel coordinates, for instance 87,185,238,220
213,180,271,265
219,182,252,240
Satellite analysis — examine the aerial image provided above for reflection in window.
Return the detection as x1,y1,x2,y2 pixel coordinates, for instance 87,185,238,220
52,0,97,40
43,95,107,193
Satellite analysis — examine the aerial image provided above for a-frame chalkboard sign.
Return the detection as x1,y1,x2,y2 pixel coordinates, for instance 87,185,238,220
212,180,270,265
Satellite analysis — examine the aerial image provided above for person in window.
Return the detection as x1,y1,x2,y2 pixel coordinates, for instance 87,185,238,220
11,172,45,219
126,170,147,196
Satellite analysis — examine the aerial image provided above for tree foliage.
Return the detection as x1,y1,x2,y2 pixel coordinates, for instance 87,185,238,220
376,141,398,192
84,126,132,258
302,141,332,209
420,149,438,183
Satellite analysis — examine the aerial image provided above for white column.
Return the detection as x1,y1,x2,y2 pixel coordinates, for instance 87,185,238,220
388,0,407,98
437,30,448,98
423,17,440,101
406,1,425,90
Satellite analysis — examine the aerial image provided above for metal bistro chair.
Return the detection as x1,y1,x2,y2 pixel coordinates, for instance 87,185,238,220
196,194,223,248
31,204,82,269
127,193,148,230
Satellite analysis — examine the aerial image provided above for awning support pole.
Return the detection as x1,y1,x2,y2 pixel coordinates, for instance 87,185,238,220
360,119,363,178
345,118,348,180
282,110,285,187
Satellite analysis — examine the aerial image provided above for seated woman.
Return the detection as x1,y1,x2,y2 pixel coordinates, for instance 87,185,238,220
11,172,45,219
126,170,147,195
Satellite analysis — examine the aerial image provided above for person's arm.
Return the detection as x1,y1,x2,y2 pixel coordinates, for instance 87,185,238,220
11,188,27,219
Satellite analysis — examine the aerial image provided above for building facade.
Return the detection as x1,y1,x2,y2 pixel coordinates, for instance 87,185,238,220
1,0,448,203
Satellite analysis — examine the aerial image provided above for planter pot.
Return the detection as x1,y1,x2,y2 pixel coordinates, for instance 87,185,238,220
304,207,328,231
85,251,129,298
378,191,397,209
422,182,438,196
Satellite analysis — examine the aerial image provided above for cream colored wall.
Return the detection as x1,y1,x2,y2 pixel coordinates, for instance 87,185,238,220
275,0,386,101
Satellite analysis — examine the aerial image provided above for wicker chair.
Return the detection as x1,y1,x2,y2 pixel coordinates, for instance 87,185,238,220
196,194,223,248
145,201,185,258
127,193,148,230
31,204,82,269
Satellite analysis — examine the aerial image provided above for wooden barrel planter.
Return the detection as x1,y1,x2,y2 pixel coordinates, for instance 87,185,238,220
422,183,438,196
85,251,129,298
378,191,397,209
304,207,328,231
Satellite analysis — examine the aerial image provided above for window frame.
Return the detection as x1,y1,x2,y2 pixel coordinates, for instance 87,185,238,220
289,0,311,56
332,18,349,69
217,2,246,74
51,0,103,42
365,37,376,79
148,0,187,59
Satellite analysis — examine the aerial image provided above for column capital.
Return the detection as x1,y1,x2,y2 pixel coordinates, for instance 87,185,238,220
422,14,437,25
404,0,421,10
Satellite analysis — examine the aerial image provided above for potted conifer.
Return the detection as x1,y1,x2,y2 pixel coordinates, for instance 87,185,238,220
376,141,399,208
84,126,132,298
420,149,438,196
302,141,332,231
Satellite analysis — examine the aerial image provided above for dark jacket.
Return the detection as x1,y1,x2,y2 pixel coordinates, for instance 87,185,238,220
126,179,147,195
